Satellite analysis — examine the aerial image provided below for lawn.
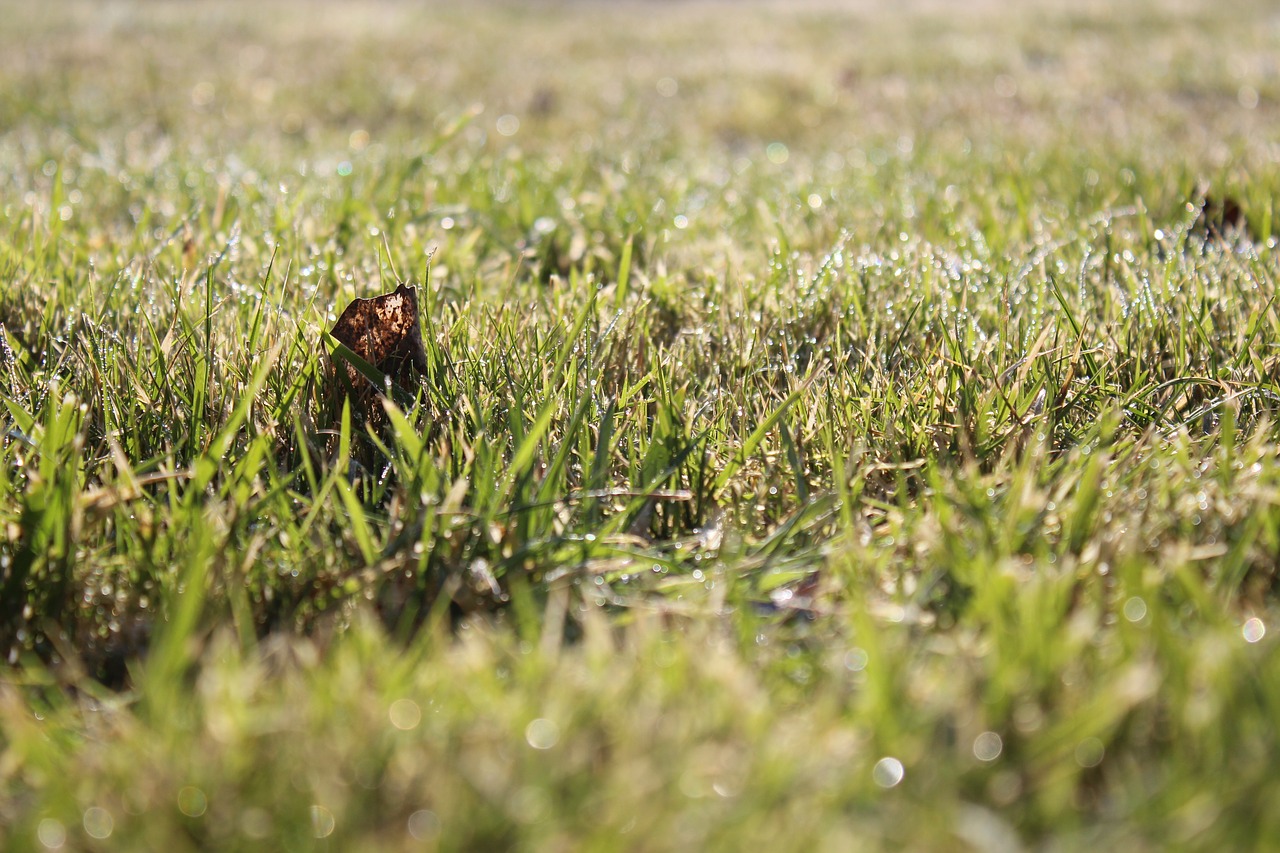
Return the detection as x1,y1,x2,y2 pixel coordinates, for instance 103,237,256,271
2,0,1280,849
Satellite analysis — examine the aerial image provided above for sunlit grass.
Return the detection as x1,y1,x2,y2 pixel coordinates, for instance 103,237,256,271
2,0,1280,849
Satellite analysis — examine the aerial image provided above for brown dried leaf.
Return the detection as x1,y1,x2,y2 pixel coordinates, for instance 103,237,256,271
331,284,428,380
326,284,429,425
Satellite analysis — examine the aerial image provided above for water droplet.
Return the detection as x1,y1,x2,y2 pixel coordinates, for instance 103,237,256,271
83,807,113,840
408,809,441,841
306,806,335,839
525,718,560,750
873,757,905,788
1074,738,1105,768
496,114,520,136
37,818,66,849
178,786,208,818
973,732,1003,762
389,699,422,731
1123,597,1147,623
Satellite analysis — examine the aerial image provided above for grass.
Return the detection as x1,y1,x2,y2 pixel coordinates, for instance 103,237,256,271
2,0,1280,848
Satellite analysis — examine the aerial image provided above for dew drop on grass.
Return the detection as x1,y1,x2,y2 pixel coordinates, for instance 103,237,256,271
973,732,1003,762
177,786,208,818
310,805,335,838
1243,617,1266,643
1123,597,1148,623
389,699,422,731
83,807,113,840
496,114,520,136
872,757,904,788
407,810,441,841
37,818,66,849
525,718,560,750
1074,738,1105,768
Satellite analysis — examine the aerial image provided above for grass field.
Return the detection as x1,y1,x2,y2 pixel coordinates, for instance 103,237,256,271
3,0,1280,849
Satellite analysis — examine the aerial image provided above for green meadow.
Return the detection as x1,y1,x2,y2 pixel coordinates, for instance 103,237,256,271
2,0,1280,848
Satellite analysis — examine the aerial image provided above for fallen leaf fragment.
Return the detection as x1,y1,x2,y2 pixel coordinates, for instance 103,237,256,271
326,283,429,424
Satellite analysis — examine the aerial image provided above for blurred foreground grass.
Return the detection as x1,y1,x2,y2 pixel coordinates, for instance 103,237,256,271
2,0,1280,849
